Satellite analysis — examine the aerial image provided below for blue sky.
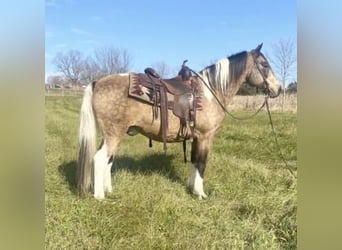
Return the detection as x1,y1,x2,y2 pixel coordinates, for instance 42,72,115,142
45,0,296,81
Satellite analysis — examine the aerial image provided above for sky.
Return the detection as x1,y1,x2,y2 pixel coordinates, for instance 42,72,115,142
45,0,297,82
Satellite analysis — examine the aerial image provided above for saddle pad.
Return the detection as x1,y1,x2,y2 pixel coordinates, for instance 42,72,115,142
128,73,174,108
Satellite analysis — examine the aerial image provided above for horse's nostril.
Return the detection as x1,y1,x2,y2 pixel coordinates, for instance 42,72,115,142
269,86,282,98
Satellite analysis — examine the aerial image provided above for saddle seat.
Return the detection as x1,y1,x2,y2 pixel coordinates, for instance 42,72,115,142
144,67,192,96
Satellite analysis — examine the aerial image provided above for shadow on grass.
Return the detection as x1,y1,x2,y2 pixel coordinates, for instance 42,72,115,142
58,153,183,193
58,161,77,194
113,153,183,183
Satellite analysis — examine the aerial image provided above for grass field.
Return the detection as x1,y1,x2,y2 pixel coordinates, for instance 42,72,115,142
45,95,297,249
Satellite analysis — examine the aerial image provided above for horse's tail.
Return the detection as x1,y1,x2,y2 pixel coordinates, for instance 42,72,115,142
77,82,97,195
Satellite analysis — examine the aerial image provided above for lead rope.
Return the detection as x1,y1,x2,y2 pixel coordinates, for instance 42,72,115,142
188,67,267,120
265,99,297,178
187,66,296,178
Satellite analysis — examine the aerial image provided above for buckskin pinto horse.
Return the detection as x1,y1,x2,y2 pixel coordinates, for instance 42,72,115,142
77,44,281,200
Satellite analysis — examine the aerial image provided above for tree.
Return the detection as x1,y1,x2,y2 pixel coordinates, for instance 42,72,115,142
93,47,132,77
286,81,297,94
46,75,65,88
51,46,133,86
150,61,174,78
52,50,84,86
80,56,101,84
270,38,297,110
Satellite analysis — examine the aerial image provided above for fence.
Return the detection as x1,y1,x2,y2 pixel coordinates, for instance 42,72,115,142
45,88,84,96
45,88,297,112
227,94,297,112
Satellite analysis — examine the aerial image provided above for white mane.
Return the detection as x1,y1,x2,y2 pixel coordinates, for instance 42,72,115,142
199,58,230,100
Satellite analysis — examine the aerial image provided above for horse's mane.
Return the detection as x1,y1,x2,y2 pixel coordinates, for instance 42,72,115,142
199,51,248,93
228,51,248,84
199,58,229,92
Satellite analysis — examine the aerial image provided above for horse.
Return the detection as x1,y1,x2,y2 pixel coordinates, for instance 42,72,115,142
77,43,281,200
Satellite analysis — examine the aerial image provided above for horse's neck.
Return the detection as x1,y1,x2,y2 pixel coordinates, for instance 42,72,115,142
222,60,253,107
198,60,249,109
222,79,246,106
203,77,245,109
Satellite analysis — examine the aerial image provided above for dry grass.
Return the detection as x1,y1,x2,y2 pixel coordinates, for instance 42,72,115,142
228,94,297,112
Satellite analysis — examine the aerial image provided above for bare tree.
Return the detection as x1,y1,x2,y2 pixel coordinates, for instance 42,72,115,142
51,47,132,86
150,61,173,78
80,56,101,84
270,38,297,110
52,50,84,87
47,75,65,88
93,47,132,77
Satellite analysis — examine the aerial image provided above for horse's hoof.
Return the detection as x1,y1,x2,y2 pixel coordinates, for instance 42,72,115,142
94,194,105,200
198,193,208,200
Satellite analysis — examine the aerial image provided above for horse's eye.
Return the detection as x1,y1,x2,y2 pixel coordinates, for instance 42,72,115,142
260,62,269,68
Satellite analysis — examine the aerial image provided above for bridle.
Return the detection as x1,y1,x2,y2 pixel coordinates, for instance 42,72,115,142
186,54,297,178
250,52,271,97
187,52,271,120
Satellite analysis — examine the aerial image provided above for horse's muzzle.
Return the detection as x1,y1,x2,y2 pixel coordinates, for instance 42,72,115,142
268,85,282,98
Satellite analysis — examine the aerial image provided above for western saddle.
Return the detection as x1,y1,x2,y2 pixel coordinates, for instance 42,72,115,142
128,60,202,157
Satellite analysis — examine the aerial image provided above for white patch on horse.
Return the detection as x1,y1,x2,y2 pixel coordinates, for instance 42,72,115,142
104,159,113,193
118,73,129,76
199,58,230,100
215,58,229,92
188,164,208,199
93,142,111,199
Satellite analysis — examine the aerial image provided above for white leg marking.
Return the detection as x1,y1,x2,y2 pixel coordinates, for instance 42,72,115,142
188,164,207,199
104,161,113,193
93,143,109,199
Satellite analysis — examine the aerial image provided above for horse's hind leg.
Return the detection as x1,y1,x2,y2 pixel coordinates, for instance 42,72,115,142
104,155,114,193
93,141,110,199
93,138,120,199
188,135,213,199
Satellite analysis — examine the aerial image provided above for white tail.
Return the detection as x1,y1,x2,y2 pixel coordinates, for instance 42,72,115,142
77,83,97,194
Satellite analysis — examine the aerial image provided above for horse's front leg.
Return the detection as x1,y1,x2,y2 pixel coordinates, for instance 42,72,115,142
188,136,213,199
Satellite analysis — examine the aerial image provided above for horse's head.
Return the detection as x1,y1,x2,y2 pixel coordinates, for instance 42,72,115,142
247,43,281,98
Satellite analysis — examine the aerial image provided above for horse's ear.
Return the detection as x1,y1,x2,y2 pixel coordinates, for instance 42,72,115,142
252,43,263,55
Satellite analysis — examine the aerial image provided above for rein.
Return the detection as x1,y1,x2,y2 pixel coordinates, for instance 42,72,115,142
188,67,267,120
265,99,297,178
186,61,296,178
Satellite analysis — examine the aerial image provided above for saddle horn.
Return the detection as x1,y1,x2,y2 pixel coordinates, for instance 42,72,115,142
182,60,188,67
178,59,192,81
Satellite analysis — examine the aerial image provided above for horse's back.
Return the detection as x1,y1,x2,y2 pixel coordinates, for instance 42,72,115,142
91,74,132,135
93,73,129,96
92,73,159,136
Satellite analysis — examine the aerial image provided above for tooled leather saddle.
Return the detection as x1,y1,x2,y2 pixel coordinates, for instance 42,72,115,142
128,60,203,154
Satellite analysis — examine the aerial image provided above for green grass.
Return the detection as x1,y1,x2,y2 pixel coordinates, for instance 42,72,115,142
45,95,297,249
